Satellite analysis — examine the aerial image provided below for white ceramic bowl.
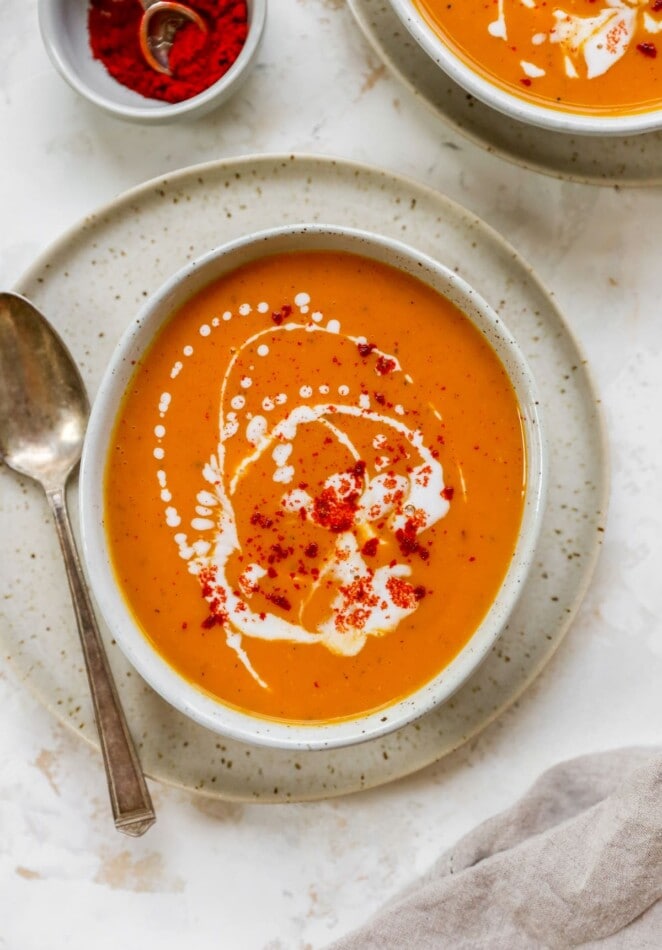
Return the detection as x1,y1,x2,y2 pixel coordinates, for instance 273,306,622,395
80,224,547,750
38,0,266,123
388,0,662,136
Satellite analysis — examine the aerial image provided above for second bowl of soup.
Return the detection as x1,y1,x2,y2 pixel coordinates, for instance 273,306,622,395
389,0,662,134
80,225,546,749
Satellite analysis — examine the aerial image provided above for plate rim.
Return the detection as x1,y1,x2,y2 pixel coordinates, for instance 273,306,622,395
7,151,610,802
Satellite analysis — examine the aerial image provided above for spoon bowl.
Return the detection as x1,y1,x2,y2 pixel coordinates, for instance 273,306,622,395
139,0,208,76
0,292,155,836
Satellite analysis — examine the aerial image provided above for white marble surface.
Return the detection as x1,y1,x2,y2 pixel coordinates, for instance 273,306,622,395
1,1,661,947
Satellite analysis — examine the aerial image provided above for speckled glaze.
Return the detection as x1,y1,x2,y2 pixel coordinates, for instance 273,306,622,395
349,0,662,186
2,154,607,801
38,0,267,124
79,223,547,751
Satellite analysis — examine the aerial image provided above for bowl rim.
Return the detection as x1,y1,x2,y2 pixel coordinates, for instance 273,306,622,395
79,222,548,750
37,0,267,123
387,0,662,136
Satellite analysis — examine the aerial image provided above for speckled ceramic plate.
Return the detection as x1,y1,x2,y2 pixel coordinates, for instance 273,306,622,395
348,0,662,186
1,154,607,801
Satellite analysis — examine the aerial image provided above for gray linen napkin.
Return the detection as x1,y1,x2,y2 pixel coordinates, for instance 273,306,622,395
330,747,662,949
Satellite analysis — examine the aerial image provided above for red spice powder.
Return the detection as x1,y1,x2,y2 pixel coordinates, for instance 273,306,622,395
88,0,249,103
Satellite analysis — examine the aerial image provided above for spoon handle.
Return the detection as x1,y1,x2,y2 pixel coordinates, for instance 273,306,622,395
47,486,156,837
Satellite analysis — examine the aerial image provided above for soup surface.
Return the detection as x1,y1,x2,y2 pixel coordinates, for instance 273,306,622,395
105,250,526,723
414,0,662,115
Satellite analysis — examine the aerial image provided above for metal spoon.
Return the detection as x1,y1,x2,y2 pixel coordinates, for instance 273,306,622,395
0,292,155,837
139,0,208,76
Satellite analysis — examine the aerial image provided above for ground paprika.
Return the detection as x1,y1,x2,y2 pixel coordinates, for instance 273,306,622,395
88,0,249,103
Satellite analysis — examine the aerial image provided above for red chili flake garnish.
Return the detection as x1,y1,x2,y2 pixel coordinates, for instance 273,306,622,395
267,566,278,579
314,681,320,688
362,537,379,557
442,487,455,501
653,0,662,11
386,576,418,610
395,517,430,560
299,506,307,521
520,78,532,86
414,586,427,601
304,542,319,558
250,511,273,529
373,391,386,405
298,482,309,490
352,459,366,479
376,355,396,375
181,621,188,630
266,592,292,611
268,543,292,564
201,614,223,629
637,42,657,57
357,341,377,358
271,303,292,325
314,487,359,532
468,556,476,562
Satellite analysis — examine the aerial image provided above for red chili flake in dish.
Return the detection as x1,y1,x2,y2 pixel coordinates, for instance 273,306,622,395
304,542,319,558
520,78,532,86
637,42,657,57
376,355,396,375
267,566,278,579
373,391,386,405
357,341,377,358
413,586,427,601
653,0,662,11
442,487,454,501
362,537,379,557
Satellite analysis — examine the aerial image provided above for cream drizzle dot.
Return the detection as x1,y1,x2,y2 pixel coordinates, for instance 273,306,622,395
170,361,183,379
312,311,323,323
183,345,193,356
319,384,329,395
338,384,349,396
158,392,171,413
262,396,275,411
257,302,269,313
295,292,310,307
222,311,232,321
240,376,253,389
165,507,181,528
239,303,251,316
231,395,246,410
395,404,405,416
275,393,287,405
257,344,269,357
299,385,313,398
154,424,166,438
154,447,165,460
326,319,340,334
161,488,172,502
199,324,211,337
157,470,167,487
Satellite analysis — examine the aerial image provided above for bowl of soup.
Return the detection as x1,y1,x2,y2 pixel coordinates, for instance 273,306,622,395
389,0,662,134
79,224,546,750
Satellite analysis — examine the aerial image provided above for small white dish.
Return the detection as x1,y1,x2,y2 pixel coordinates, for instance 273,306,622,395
38,0,266,124
79,223,547,751
387,0,662,136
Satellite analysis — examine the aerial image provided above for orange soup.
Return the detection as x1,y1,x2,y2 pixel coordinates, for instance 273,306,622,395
105,251,526,723
414,0,662,115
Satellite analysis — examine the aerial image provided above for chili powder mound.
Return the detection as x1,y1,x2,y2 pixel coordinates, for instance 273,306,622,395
87,0,249,104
